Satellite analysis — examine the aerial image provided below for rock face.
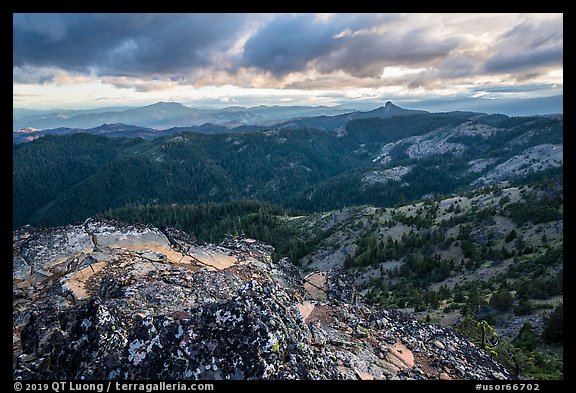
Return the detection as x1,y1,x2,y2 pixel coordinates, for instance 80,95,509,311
13,219,513,380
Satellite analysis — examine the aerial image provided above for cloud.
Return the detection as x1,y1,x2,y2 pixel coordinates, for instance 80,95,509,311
436,56,477,79
318,28,458,78
484,46,563,74
471,83,562,94
13,13,563,107
13,13,68,43
13,13,460,85
483,17,563,74
13,66,55,84
100,76,181,92
13,65,97,85
241,13,343,76
13,93,41,97
241,14,458,78
13,13,255,77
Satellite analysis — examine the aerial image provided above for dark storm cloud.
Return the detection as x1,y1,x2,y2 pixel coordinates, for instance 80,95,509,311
13,13,253,76
483,17,563,74
242,13,458,78
241,14,342,76
17,13,435,81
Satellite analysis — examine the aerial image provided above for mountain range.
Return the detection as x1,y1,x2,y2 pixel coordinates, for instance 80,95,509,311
14,103,562,228
13,94,563,133
12,101,473,144
13,101,354,132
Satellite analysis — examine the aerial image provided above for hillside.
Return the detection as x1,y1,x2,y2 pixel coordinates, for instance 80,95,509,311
13,219,513,380
101,178,563,379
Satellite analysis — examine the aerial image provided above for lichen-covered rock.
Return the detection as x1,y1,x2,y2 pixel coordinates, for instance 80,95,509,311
13,219,513,380
326,266,356,303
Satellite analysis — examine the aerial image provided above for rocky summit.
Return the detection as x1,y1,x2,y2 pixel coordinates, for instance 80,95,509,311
13,219,512,380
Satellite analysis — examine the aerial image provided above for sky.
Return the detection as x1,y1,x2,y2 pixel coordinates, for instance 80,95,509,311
13,13,563,113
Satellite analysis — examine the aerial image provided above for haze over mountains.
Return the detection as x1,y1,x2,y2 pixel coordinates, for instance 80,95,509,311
13,100,562,145
13,95,562,137
13,101,355,132
10,101,428,143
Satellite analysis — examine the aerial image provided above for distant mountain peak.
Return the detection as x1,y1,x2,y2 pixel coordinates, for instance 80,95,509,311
383,101,403,112
147,101,189,108
361,102,426,118
91,123,132,130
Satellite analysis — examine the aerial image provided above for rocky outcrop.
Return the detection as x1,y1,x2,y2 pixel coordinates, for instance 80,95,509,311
13,219,513,380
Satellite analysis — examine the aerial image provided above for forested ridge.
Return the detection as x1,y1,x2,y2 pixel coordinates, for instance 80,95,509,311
13,112,562,228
